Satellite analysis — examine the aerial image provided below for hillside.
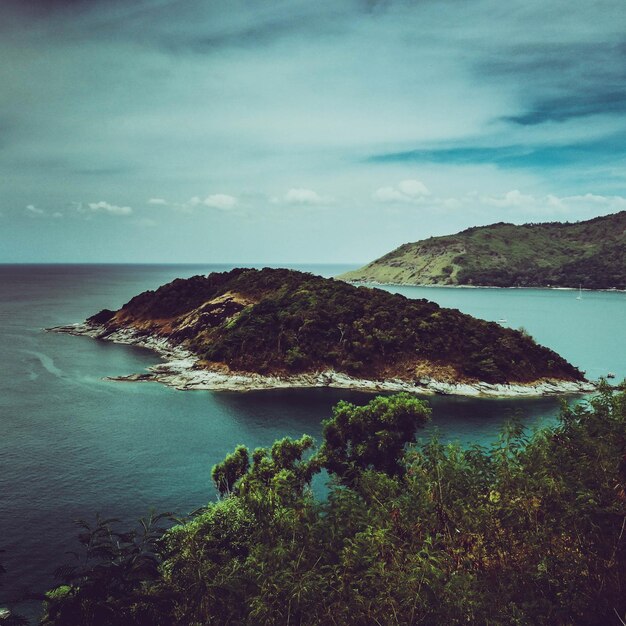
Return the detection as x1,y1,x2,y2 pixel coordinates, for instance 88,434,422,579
77,268,584,387
339,211,626,289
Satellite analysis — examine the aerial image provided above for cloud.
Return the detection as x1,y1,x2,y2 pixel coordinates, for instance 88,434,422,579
482,43,626,127
2,0,626,262
187,194,238,210
86,201,133,215
372,184,626,218
504,91,626,126
374,187,409,203
368,135,626,172
374,180,430,203
25,204,44,215
23,204,62,218
203,194,238,210
561,193,626,209
283,188,326,205
454,190,626,216
480,189,535,209
398,180,430,197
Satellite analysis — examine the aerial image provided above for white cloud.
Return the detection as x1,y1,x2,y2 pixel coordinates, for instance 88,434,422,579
374,186,409,203
186,194,238,210
25,204,44,215
452,190,626,216
148,198,168,205
372,184,626,220
203,194,238,210
398,180,430,197
374,180,431,204
564,193,626,208
282,188,328,205
480,189,535,209
546,194,566,210
86,201,133,215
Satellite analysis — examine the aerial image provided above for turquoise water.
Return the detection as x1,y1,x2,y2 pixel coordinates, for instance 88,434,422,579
0,264,624,619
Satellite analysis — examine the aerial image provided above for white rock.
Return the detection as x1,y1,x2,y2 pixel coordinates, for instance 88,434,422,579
49,323,597,397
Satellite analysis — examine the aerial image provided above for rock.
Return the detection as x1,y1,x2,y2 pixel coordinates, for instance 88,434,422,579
106,373,155,383
48,323,597,398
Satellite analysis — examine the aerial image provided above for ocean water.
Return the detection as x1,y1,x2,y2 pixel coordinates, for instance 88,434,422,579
0,264,624,620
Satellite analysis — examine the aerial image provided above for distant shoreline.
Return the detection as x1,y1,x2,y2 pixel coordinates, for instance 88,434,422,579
49,323,596,398
341,280,626,293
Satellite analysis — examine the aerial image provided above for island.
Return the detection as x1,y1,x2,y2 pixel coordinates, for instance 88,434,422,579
339,211,626,289
51,268,592,396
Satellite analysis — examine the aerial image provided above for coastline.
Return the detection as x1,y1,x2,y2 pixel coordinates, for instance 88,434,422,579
340,279,626,293
49,322,596,398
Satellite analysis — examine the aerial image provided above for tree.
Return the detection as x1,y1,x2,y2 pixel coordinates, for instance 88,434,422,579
319,393,430,485
211,445,249,496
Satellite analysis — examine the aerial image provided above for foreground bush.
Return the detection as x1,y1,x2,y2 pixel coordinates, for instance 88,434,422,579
43,388,626,625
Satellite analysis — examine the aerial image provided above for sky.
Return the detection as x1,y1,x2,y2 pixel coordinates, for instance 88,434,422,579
1,0,626,263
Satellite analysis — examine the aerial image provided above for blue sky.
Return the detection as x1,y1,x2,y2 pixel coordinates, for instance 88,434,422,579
1,0,625,263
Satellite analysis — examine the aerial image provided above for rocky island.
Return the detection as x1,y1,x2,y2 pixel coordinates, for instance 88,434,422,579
340,211,626,289
51,268,593,396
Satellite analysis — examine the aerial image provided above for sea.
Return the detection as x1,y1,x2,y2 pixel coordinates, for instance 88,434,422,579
1,263,624,621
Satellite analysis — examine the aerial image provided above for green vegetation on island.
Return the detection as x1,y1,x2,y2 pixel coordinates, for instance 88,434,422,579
88,268,583,385
41,386,626,625
340,211,626,289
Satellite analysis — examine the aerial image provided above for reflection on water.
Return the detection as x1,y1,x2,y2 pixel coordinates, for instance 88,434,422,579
212,387,578,449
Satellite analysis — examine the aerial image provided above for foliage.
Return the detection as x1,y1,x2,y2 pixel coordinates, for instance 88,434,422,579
94,267,584,384
342,210,626,289
41,512,175,626
42,388,626,625
319,393,431,484
211,445,249,496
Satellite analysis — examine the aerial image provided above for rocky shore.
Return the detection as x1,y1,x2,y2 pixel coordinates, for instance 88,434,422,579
49,322,596,397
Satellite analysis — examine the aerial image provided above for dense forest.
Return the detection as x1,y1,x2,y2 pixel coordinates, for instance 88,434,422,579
31,385,626,625
340,211,626,289
88,268,583,385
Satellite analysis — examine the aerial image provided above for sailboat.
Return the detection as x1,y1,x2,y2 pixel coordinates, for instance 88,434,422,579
576,284,583,300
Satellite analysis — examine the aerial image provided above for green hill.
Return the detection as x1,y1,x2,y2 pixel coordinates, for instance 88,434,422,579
339,211,626,289
86,267,584,386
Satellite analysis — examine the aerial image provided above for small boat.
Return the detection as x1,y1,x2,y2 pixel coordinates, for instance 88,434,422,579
607,372,616,379
497,318,507,324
